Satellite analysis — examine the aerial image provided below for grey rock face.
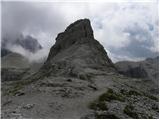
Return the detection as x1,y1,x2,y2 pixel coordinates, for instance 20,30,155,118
42,19,115,79
48,19,94,59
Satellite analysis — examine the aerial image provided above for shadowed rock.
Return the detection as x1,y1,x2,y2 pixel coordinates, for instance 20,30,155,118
47,19,94,60
41,19,116,79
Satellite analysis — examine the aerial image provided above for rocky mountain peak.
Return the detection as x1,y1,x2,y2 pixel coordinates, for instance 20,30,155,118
47,19,94,59
64,18,94,38
42,19,115,79
47,19,95,61
56,19,94,41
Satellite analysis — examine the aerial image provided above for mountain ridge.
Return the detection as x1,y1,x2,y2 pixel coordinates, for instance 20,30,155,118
2,34,42,54
115,56,159,85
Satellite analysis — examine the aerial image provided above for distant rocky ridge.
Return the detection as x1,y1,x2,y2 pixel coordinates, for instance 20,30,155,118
115,56,159,84
1,51,44,82
1,52,30,68
1,34,43,82
15,35,42,53
2,34,42,54
1,48,12,57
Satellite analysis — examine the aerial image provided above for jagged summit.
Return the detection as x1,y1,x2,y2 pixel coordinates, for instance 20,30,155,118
42,19,115,80
63,18,94,38
47,19,94,60
56,19,94,43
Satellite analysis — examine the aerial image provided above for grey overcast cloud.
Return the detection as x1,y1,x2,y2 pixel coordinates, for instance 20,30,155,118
2,1,159,62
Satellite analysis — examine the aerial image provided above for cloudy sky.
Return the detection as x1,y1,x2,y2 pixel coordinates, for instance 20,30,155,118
1,1,159,62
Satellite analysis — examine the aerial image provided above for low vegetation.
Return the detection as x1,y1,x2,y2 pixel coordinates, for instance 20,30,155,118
98,88,125,102
120,89,141,96
4,73,42,96
95,113,119,119
89,100,108,110
6,83,23,96
123,104,139,119
143,93,159,101
89,88,125,112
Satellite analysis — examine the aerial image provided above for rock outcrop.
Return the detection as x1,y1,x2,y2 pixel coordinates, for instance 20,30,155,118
41,19,115,80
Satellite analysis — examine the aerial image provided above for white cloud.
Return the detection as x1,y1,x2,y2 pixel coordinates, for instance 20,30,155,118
7,44,49,62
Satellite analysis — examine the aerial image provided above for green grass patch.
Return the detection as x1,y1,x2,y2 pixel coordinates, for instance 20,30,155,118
6,83,23,96
128,90,141,96
95,113,119,119
4,72,42,96
89,100,108,110
89,88,125,112
99,88,125,102
120,89,141,96
143,93,159,101
123,104,139,119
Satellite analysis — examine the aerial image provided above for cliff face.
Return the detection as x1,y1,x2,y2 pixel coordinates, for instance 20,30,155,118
42,19,115,79
47,19,94,59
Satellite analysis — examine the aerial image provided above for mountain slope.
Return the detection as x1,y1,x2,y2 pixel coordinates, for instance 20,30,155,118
2,52,30,68
1,52,44,82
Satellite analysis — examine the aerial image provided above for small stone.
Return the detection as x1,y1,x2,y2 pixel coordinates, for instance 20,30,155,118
88,84,97,91
66,79,72,82
23,104,35,109
15,91,25,96
2,100,12,106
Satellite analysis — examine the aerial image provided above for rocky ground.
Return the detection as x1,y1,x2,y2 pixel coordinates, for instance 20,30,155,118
1,72,158,118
